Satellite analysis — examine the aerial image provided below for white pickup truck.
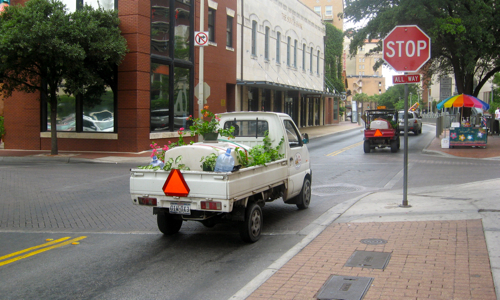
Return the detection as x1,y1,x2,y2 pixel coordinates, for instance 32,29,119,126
130,112,312,242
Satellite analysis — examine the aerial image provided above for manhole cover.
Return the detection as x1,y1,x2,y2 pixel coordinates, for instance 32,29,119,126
360,238,387,245
312,184,365,196
345,250,391,270
316,275,373,300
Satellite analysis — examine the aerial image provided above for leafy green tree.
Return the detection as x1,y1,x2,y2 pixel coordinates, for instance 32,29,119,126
353,92,369,115
0,0,127,154
489,72,500,114
377,84,420,109
324,23,345,93
344,0,500,97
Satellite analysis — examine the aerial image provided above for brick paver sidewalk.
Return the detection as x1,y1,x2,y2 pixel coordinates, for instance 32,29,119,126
248,220,496,300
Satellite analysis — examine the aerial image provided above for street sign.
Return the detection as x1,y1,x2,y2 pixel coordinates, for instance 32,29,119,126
194,31,209,46
194,82,210,101
383,25,431,72
392,74,421,85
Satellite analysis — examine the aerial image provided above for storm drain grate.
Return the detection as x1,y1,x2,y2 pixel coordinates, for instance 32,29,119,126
316,275,373,300
360,238,387,245
344,250,391,270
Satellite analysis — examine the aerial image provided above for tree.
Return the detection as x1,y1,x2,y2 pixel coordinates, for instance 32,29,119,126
377,84,421,109
0,0,127,154
344,0,500,97
324,23,345,93
353,92,369,115
489,72,500,114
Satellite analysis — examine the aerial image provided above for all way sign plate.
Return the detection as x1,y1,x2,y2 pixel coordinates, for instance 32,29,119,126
393,74,421,85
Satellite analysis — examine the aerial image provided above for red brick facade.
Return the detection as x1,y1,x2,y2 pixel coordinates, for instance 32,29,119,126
2,0,237,152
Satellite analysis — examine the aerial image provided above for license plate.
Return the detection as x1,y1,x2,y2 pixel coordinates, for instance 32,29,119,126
169,203,191,215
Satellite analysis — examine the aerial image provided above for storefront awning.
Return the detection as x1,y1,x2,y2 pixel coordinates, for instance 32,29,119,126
237,80,338,97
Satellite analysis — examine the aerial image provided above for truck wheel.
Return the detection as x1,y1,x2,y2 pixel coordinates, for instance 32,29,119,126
296,177,311,210
390,140,398,153
239,203,262,243
157,214,183,235
363,141,371,153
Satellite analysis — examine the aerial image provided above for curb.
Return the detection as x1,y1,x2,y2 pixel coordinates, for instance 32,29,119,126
228,192,370,300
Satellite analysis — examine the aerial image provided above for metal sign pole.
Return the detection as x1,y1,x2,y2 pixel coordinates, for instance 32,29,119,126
401,78,411,207
198,0,205,116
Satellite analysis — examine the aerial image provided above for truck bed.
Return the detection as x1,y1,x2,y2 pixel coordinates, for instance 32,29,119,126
130,158,288,212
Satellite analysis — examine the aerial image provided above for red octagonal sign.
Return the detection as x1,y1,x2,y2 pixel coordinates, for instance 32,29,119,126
383,25,431,72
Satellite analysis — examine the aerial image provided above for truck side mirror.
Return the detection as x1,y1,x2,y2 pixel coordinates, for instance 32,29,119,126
302,133,309,144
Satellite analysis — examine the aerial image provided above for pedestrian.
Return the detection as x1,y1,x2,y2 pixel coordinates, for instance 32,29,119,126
495,107,500,120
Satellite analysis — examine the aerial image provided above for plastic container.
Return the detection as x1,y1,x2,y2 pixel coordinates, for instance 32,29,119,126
214,148,234,172
150,156,164,169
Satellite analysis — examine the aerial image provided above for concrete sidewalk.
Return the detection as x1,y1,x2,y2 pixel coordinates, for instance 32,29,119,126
231,180,500,300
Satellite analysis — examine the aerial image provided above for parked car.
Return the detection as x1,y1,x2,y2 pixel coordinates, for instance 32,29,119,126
398,110,422,135
83,115,114,132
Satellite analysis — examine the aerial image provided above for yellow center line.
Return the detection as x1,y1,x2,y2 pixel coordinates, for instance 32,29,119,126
0,236,87,267
326,141,364,157
0,237,71,261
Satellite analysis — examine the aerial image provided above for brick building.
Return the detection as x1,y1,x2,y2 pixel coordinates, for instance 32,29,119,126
2,0,236,152
2,0,338,152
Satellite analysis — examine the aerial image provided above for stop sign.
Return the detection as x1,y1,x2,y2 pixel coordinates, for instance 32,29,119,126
383,25,431,72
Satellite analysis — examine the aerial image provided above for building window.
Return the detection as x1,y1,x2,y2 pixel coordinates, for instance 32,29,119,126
276,32,281,64
314,6,321,15
294,40,297,68
265,26,270,61
251,20,257,56
302,44,306,71
287,37,291,66
379,82,382,87
325,6,332,16
149,0,193,133
310,47,313,73
151,0,171,57
208,8,215,42
226,15,233,48
317,50,320,74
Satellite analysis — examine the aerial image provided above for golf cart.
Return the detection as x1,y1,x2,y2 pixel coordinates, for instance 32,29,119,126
363,108,400,153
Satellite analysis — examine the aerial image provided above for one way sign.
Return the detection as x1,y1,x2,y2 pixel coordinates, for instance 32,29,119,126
194,31,209,46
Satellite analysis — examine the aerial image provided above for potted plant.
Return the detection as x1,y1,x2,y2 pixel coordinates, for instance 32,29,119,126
200,153,218,171
187,106,234,141
0,116,5,144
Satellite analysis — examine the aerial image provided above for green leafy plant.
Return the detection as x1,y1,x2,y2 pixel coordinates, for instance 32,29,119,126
200,153,218,171
187,106,234,138
235,132,284,167
0,116,5,139
137,155,189,171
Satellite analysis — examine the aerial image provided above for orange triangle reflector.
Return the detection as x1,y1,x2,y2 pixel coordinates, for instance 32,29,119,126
374,129,383,137
163,169,190,197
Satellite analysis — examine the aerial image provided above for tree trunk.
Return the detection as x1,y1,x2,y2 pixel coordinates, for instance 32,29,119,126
50,95,58,155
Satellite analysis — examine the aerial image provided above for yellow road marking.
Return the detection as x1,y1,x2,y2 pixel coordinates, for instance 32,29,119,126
0,236,86,267
326,141,364,156
0,237,71,261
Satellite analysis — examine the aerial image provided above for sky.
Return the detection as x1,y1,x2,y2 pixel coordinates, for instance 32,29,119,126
344,19,401,90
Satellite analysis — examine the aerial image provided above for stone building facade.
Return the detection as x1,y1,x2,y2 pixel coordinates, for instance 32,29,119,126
236,0,336,128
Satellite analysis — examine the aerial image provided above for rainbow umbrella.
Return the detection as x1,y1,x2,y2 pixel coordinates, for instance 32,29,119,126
436,94,490,110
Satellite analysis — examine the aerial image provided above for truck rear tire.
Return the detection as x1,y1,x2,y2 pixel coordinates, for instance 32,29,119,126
296,177,311,210
239,203,262,243
364,140,371,153
390,140,398,153
157,214,183,235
